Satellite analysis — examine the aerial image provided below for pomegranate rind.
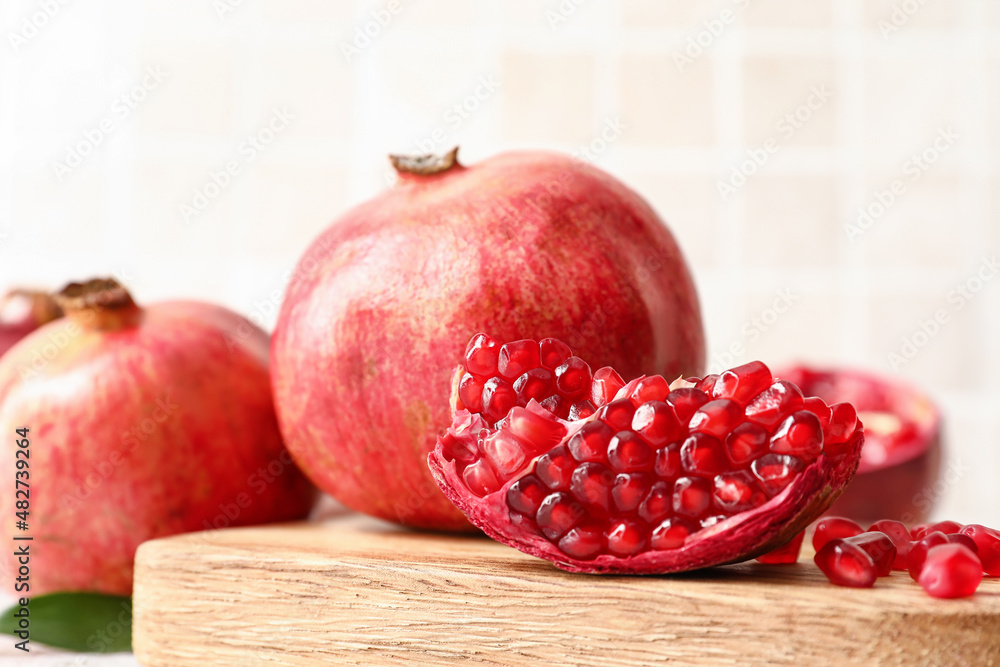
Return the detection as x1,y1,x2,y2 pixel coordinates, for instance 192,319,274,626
428,410,864,575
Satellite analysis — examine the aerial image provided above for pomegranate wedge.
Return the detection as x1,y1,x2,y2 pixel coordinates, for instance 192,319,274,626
429,335,864,574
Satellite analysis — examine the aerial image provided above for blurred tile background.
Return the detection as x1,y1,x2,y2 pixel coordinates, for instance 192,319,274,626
1,0,997,528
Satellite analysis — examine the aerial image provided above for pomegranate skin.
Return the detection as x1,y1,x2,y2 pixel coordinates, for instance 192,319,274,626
0,283,317,595
272,150,706,530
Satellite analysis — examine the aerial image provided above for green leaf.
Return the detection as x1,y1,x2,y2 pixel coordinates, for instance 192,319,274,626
0,591,131,652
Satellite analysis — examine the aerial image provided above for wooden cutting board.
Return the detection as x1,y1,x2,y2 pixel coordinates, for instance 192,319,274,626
132,514,1000,666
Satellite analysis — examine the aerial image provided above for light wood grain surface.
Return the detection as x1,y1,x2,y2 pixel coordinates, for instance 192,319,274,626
133,515,1000,666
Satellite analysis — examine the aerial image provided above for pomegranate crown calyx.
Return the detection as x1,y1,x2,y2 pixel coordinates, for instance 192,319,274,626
389,147,460,178
54,277,141,330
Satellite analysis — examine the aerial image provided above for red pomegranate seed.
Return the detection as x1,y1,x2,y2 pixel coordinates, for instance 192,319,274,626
568,400,597,420
869,519,912,570
910,523,932,540
712,361,773,405
745,380,804,429
591,366,626,407
607,519,648,556
812,516,864,552
535,445,574,490
539,337,571,370
688,399,744,439
607,432,654,473
694,374,719,394
843,532,896,576
497,339,541,380
672,476,711,518
439,430,477,464
769,411,823,461
481,430,527,478
751,454,804,496
632,401,683,446
539,394,569,419
597,398,637,432
725,422,769,466
611,472,652,513
948,533,979,556
481,377,517,425
650,517,696,550
638,481,671,523
554,356,592,398
513,368,554,405
536,492,584,540
666,388,710,422
756,530,805,564
465,333,499,376
558,523,604,560
802,397,832,429
462,459,501,497
814,539,877,588
458,372,485,412
569,463,613,514
959,524,1000,576
566,420,614,463
506,407,567,456
506,475,548,515
824,402,858,445
925,520,963,536
918,543,983,598
713,470,766,514
628,376,670,404
907,531,950,580
654,444,681,479
680,433,728,477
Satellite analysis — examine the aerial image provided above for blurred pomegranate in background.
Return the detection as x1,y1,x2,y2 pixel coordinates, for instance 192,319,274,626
0,288,62,358
778,366,941,524
272,148,706,531
0,278,316,595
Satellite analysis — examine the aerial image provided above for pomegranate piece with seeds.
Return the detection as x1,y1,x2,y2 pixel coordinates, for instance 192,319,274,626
429,335,865,574
918,543,983,599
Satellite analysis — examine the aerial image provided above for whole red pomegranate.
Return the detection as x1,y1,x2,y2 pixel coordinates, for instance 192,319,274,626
272,149,705,530
778,366,940,523
0,278,316,595
0,288,62,357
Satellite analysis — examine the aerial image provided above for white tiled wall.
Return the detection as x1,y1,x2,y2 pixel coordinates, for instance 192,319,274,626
1,0,998,525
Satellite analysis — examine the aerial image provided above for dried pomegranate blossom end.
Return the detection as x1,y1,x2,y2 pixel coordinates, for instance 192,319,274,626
431,336,866,573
